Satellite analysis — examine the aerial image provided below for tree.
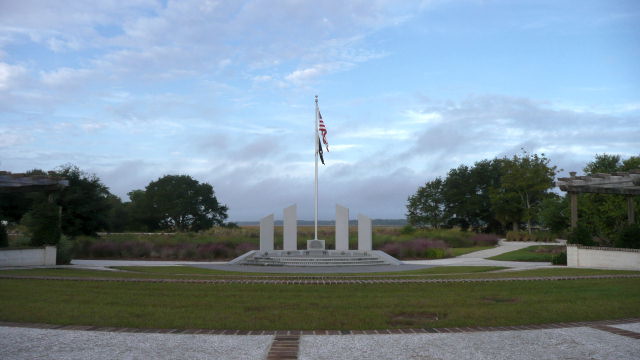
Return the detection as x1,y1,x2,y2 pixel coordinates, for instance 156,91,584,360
583,154,621,175
55,165,112,237
406,178,445,228
492,151,558,233
129,175,228,231
577,154,640,242
537,194,569,234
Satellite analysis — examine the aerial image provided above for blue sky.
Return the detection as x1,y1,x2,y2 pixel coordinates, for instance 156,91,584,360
1,0,639,221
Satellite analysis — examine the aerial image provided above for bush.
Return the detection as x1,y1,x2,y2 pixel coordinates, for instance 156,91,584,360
615,224,640,249
567,224,594,246
56,236,74,264
468,234,500,246
400,224,416,235
506,231,555,242
0,223,8,248
551,251,567,265
23,201,61,246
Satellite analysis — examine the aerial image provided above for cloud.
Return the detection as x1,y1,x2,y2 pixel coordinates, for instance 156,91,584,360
0,62,27,91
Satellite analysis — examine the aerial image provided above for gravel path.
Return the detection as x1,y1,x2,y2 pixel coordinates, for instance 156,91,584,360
299,326,640,360
0,326,273,360
1,322,638,360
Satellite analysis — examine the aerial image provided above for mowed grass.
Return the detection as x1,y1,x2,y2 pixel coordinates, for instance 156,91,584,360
0,277,639,330
0,266,507,279
488,245,564,262
2,266,639,280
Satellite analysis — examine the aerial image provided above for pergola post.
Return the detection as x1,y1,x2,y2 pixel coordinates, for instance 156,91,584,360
628,196,636,225
570,192,578,229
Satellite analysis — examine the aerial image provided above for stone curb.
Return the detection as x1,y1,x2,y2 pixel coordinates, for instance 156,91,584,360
1,318,639,336
1,274,640,284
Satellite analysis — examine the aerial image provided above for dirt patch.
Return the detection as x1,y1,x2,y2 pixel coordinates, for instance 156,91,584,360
388,312,444,326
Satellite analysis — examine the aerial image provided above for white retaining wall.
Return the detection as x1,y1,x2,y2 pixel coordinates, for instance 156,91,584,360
0,246,57,266
567,245,640,270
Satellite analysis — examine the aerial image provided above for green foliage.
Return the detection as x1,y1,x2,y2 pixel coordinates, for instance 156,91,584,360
505,231,555,242
537,194,569,234
406,177,445,228
128,175,228,232
567,224,594,246
0,223,8,248
493,151,558,232
22,198,61,246
56,165,112,237
56,236,74,264
615,224,640,249
400,224,415,234
577,154,640,242
584,154,621,174
552,251,567,265
489,245,564,262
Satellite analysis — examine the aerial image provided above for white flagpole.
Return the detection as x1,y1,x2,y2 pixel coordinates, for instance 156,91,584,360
314,95,319,240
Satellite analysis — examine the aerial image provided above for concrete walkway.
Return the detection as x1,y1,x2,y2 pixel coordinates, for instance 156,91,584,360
1,320,638,360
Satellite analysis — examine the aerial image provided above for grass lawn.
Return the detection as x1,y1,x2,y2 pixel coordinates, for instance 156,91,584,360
488,245,564,262
0,277,638,330
0,266,508,279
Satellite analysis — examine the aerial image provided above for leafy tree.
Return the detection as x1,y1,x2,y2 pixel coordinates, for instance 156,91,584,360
577,154,640,241
0,222,8,247
22,196,61,246
55,165,112,237
129,175,228,231
583,154,621,175
104,194,129,232
406,178,445,228
494,151,557,233
537,194,569,234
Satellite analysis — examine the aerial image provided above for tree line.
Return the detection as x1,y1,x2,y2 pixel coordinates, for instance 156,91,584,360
0,165,229,246
406,152,640,243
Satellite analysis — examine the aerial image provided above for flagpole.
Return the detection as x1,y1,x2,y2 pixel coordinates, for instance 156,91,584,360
314,95,319,240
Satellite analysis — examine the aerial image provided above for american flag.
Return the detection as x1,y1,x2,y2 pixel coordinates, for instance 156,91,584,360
318,110,329,152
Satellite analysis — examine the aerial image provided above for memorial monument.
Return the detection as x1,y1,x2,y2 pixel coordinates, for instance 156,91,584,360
230,97,401,266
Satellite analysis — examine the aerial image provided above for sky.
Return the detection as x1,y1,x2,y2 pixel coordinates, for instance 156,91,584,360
1,0,639,222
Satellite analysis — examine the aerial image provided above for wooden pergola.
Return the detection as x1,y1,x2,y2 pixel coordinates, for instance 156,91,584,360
556,169,640,228
0,171,69,194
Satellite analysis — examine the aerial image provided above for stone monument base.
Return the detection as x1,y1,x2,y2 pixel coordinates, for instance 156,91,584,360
229,249,402,267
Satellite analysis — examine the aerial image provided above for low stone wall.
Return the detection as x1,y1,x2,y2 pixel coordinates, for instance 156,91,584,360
0,246,57,267
567,245,640,270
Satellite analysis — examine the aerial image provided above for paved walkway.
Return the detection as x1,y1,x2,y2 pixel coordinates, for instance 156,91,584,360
1,319,638,360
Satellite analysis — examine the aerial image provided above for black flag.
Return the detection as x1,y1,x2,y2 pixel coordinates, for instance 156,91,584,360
318,136,325,165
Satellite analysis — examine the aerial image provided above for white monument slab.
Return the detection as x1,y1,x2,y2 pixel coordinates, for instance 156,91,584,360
358,214,372,251
283,204,297,251
259,214,274,251
335,204,349,251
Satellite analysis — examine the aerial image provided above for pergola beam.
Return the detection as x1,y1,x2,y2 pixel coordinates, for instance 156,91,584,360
557,170,640,228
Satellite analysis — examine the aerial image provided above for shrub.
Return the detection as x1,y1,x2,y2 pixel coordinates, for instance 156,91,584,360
89,241,120,258
400,225,416,235
469,234,500,247
56,235,74,264
379,242,402,258
551,251,567,265
615,224,640,249
567,224,594,246
0,223,8,248
506,231,555,242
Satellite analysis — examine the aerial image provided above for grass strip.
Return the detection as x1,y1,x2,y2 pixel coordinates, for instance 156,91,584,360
0,278,638,330
488,245,564,262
